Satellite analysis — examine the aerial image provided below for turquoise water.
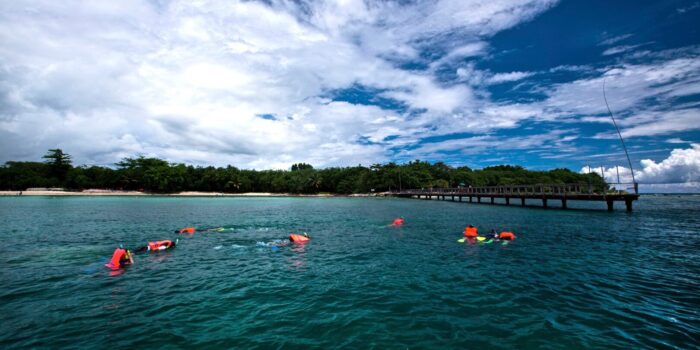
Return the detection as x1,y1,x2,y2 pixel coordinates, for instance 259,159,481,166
0,196,698,349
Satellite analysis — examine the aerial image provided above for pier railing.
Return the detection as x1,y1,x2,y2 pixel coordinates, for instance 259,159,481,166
397,183,586,196
395,182,638,196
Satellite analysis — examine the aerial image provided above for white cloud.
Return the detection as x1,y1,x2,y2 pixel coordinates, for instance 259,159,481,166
0,0,562,168
581,144,700,185
637,144,700,183
542,57,700,116
677,2,700,14
485,71,535,84
602,44,644,56
618,109,700,138
599,34,633,46
406,129,577,159
667,138,692,144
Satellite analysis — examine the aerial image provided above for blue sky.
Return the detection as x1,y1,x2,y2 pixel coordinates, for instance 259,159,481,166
0,0,699,190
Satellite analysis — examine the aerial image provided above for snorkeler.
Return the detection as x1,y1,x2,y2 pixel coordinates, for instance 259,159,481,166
490,229,499,240
391,217,405,226
105,246,134,270
464,225,478,238
176,227,196,234
135,239,178,253
289,232,310,243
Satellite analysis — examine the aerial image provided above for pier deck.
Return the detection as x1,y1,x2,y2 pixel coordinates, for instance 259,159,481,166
392,184,639,211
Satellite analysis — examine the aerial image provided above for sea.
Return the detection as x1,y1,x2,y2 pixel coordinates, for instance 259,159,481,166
0,195,698,349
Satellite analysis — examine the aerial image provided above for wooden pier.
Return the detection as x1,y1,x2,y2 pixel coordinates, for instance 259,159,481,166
392,183,639,212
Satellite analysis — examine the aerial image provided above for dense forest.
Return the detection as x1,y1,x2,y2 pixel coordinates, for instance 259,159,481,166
0,149,606,194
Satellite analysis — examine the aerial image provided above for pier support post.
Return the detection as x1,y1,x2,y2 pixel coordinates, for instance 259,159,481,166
521,197,525,206
607,200,614,212
451,195,455,201
469,196,473,203
477,196,481,203
490,197,495,204
458,196,462,202
542,198,548,208
625,199,633,212
505,197,510,205
562,198,567,209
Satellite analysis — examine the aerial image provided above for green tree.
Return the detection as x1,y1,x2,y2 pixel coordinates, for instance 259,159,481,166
291,163,313,171
42,149,72,182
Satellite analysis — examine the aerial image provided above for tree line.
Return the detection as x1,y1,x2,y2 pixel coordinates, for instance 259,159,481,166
0,149,607,193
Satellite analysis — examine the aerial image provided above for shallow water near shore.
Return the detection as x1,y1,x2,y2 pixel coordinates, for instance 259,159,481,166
1,196,698,349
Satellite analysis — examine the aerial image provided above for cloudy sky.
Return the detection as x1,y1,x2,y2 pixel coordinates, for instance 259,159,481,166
1,0,699,191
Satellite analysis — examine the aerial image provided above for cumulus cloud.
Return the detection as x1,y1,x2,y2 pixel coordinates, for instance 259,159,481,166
581,144,700,184
0,0,560,168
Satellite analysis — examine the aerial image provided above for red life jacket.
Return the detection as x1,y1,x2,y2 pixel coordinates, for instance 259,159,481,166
392,218,405,226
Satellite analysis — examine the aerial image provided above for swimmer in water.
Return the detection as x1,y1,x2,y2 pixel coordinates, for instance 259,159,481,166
134,239,178,253
391,217,405,226
289,232,310,243
105,246,134,270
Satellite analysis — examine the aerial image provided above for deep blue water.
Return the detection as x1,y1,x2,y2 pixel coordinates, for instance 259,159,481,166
0,196,698,349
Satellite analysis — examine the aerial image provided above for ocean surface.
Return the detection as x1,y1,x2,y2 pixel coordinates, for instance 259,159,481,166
0,196,698,349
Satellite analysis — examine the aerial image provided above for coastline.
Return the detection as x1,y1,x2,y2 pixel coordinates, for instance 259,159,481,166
0,190,376,197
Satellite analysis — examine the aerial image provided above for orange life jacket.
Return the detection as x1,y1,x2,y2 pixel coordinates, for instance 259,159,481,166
289,234,310,243
148,240,173,251
178,227,196,234
499,232,516,240
464,226,478,237
106,248,129,270
392,218,405,225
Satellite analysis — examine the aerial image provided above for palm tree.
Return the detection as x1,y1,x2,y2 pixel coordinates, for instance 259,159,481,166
307,173,322,192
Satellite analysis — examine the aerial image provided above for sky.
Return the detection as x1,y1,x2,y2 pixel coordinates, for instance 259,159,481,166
1,0,699,192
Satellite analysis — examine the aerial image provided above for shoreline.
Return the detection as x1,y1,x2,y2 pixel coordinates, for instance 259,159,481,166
0,190,377,197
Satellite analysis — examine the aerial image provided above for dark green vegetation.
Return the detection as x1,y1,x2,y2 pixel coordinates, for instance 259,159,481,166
0,149,606,193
